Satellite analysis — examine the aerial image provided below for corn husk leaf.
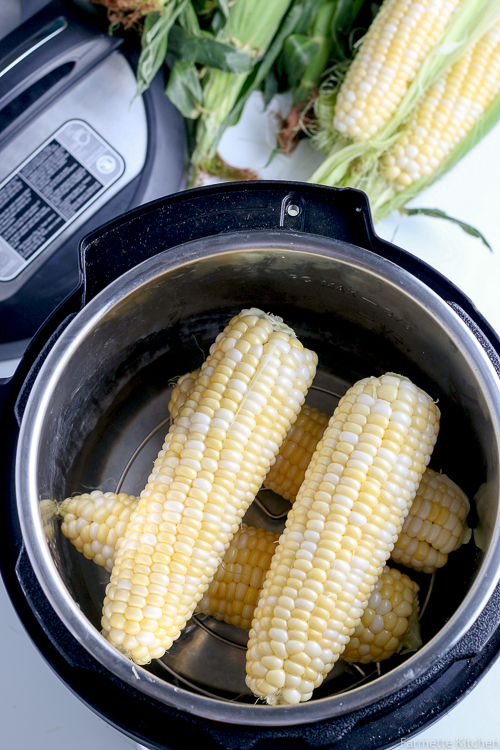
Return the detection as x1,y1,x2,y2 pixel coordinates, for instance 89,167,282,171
373,0,500,147
217,0,293,53
473,483,491,554
291,0,327,35
277,34,321,89
168,24,254,73
229,2,306,117
263,68,279,107
178,1,201,34
165,59,202,118
401,208,493,252
398,595,422,656
292,0,337,105
329,0,376,60
214,0,229,18
136,0,189,96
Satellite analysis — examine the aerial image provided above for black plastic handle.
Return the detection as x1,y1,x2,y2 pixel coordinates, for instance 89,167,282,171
79,181,378,304
0,0,121,148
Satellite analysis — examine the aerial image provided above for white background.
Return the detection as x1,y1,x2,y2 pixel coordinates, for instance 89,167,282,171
2,3,500,747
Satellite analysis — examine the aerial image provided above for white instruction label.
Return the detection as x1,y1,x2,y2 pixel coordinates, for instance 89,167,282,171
0,120,124,281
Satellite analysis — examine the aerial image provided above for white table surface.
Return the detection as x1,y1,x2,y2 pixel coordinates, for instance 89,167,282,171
2,5,500,747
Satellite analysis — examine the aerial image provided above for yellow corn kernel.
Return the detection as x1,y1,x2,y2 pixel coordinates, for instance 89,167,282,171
198,524,277,630
171,372,330,503
168,369,200,421
343,566,419,663
265,404,329,501
59,492,138,571
59,496,422,664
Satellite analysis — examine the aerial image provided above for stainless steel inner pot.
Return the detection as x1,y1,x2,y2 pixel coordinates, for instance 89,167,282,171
17,230,500,726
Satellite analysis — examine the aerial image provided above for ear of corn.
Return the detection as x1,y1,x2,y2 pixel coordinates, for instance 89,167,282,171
331,0,462,144
190,0,294,176
391,468,470,573
198,524,278,630
245,373,439,705
381,23,500,188
58,464,470,584
199,528,421,664
264,404,330,502
58,492,139,572
101,309,317,664
168,369,200,422
342,566,420,663
58,495,422,663
311,0,500,190
369,21,500,220
60,407,468,585
170,371,329,502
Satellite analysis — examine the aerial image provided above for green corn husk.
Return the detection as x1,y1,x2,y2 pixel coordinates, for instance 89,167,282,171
290,0,377,106
136,0,190,96
398,594,422,656
191,0,294,174
273,0,377,156
309,0,500,188
223,2,308,124
291,0,337,105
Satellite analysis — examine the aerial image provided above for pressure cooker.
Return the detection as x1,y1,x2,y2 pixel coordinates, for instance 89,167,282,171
1,181,499,750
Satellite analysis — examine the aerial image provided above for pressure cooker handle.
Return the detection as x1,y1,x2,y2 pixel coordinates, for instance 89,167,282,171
80,181,379,303
0,0,121,148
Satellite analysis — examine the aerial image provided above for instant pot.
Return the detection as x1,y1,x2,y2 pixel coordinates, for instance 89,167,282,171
1,181,500,750
0,0,186,366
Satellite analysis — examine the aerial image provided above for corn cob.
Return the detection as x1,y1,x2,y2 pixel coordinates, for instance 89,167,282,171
171,378,470,570
311,0,500,200
343,566,420,663
101,309,317,664
391,468,470,573
264,405,330,502
58,464,470,583
332,0,462,143
245,373,439,705
379,21,500,189
58,494,421,663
